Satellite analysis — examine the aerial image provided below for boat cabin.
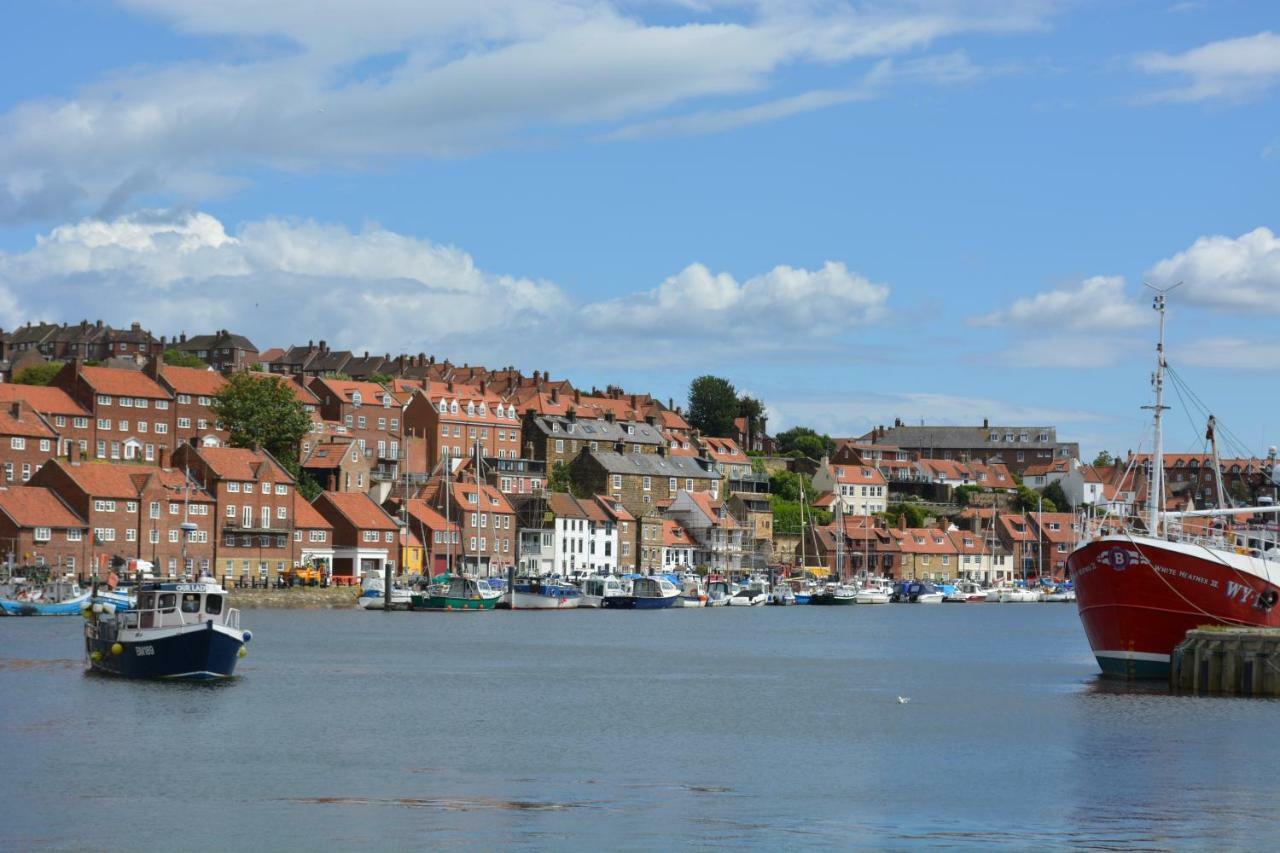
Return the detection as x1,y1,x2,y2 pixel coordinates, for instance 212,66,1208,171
127,582,238,630
582,576,625,598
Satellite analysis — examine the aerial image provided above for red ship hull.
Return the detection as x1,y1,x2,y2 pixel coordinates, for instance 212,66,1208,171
1069,536,1280,678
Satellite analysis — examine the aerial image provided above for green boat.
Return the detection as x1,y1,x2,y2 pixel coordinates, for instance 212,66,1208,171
409,574,501,611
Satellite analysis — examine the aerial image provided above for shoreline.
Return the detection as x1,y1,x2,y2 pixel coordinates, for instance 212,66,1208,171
229,587,360,609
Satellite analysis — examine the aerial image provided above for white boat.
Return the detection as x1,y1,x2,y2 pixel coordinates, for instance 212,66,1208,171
505,576,582,609
674,575,707,608
854,581,893,605
706,578,734,607
579,575,626,608
357,574,413,610
728,578,769,606
998,587,1043,603
768,583,797,606
943,580,989,603
1042,586,1076,603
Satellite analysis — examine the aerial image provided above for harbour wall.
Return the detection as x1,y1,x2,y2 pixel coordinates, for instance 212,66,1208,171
230,587,360,610
1170,628,1280,697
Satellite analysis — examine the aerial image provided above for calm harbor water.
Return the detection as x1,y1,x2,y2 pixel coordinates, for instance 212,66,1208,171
2,604,1277,851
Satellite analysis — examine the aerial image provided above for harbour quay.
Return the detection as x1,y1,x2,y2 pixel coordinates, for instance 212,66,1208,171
1170,627,1280,697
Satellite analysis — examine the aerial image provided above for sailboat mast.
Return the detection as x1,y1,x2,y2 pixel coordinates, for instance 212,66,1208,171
1143,285,1176,536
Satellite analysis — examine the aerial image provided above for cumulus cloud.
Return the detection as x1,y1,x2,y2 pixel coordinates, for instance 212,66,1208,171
971,275,1147,331
1135,31,1280,102
1147,226,1280,312
0,1,1055,222
0,209,889,367
580,260,889,339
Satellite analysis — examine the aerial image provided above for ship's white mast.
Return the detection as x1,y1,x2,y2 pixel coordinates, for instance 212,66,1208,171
1142,283,1179,535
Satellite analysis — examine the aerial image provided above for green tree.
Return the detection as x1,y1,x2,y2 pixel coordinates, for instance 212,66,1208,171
953,484,980,507
769,469,816,502
1011,484,1057,513
548,461,573,494
211,373,313,474
687,375,738,438
737,395,766,443
882,501,927,528
162,348,206,368
12,361,64,386
775,426,835,459
369,373,395,385
1042,481,1070,511
1091,450,1113,468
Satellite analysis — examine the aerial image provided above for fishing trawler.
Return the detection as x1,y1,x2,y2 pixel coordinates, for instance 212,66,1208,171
1068,288,1280,677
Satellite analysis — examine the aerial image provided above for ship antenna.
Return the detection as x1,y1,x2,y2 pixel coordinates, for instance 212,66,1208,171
1141,282,1181,536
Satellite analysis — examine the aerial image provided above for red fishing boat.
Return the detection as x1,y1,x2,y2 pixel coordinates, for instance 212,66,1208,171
1068,287,1280,677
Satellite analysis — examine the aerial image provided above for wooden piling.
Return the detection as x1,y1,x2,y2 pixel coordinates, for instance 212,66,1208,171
1170,628,1280,696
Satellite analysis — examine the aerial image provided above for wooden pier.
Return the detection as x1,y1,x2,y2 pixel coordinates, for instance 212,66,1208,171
1170,628,1280,697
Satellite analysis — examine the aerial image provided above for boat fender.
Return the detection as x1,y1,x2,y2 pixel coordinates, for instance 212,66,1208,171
90,650,102,662
110,642,123,656
1259,590,1278,611
92,603,104,614
238,647,248,658
242,630,253,643
82,607,93,619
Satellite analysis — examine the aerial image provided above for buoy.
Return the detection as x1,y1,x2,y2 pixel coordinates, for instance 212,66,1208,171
242,630,253,643
238,647,248,658
82,607,93,619
110,642,124,656
90,650,102,662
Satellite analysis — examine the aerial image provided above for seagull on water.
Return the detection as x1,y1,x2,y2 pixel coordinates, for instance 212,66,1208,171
896,696,910,704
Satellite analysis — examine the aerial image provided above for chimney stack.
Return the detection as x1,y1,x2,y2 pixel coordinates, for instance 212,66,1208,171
550,387,559,404
9,401,21,419
157,446,170,470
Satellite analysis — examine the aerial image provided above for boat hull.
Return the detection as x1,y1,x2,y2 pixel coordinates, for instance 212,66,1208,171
674,595,706,608
1,590,90,617
506,590,582,609
358,591,412,610
410,594,498,611
809,593,855,606
86,621,244,680
603,594,679,610
1069,536,1280,678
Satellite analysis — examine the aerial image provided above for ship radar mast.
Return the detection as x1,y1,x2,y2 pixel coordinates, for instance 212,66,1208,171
1141,282,1180,535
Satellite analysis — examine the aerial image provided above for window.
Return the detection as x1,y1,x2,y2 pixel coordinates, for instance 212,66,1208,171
138,421,148,433
54,416,66,428
154,400,168,410
135,398,148,409
149,529,159,544
226,504,236,518
197,396,211,407
643,476,651,491
228,482,240,493
75,417,88,429
357,416,367,429
66,528,82,542
555,439,564,453
9,437,24,450
275,484,287,495
385,531,393,543
277,506,287,520
668,477,677,492
97,395,112,406
94,528,115,542
94,500,116,512
97,418,111,430
154,423,168,434
177,394,192,405
177,417,191,429
34,526,51,542
168,530,179,543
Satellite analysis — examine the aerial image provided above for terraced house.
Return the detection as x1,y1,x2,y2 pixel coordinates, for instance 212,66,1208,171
0,401,59,485
0,384,92,459
54,361,173,463
173,443,296,584
569,446,718,518
522,411,663,470
402,381,522,471
0,486,90,573
150,361,228,447
307,377,406,482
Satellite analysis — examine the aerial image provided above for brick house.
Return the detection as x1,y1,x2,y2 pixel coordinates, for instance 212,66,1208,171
416,477,516,576
310,491,399,579
0,384,94,459
664,491,746,574
858,418,1079,476
402,381,522,474
397,498,460,577
889,524,959,581
0,485,90,573
301,438,372,492
168,330,259,373
149,361,229,447
54,361,175,464
568,446,718,518
811,454,888,517
29,454,217,578
172,443,296,584
307,377,405,481
292,493,334,574
521,412,663,471
0,401,59,485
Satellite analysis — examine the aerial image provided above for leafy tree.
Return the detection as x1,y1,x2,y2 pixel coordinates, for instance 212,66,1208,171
212,373,313,472
737,395,766,443
770,498,831,535
882,501,927,528
775,426,835,459
1091,450,1114,468
162,348,206,368
1042,481,1070,511
296,471,323,502
548,461,573,494
953,484,980,507
12,361,64,386
769,469,817,503
1011,484,1057,513
687,375,738,438
369,373,395,385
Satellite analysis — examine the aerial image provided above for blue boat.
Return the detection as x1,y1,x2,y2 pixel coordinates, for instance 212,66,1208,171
603,575,681,609
84,578,250,680
0,577,90,617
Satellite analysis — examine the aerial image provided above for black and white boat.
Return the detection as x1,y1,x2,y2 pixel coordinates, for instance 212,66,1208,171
84,577,250,680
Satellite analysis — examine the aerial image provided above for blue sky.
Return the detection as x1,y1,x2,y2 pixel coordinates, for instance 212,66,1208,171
1,1,1278,459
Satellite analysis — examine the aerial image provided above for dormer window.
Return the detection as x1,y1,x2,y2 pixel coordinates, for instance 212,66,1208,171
449,401,459,415
437,400,448,414
351,391,362,407
382,395,391,407
478,403,487,416
466,402,475,416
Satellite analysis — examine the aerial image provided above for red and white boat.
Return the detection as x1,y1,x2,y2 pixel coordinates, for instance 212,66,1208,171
1068,288,1280,677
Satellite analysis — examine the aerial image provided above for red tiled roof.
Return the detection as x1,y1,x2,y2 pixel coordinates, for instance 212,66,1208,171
302,441,361,469
316,491,398,530
0,406,55,439
309,377,397,407
293,493,332,529
159,364,227,396
892,527,958,554
663,519,695,547
0,384,88,417
0,486,86,528
196,447,291,482
56,460,212,500
701,436,749,463
452,482,513,515
686,491,736,528
257,348,285,363
79,365,169,398
595,495,634,522
402,499,458,533
829,463,887,485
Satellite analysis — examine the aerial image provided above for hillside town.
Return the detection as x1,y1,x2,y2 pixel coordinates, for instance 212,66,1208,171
0,318,1275,588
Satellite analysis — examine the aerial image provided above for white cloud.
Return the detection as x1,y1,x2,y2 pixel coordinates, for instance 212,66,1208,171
580,260,889,339
0,1,1054,222
0,209,888,369
1180,336,1280,369
971,275,1147,331
1135,31,1280,102
1147,226,1280,312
